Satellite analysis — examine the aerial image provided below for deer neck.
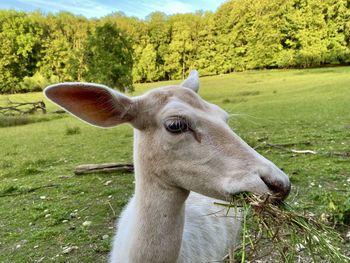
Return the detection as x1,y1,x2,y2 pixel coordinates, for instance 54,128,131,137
129,131,189,263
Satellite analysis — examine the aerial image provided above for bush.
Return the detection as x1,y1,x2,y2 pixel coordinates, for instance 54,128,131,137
18,72,59,93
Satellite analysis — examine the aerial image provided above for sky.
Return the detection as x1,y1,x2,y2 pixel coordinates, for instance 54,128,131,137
0,0,227,19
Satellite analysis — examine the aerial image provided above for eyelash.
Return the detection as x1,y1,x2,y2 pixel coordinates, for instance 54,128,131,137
164,117,191,134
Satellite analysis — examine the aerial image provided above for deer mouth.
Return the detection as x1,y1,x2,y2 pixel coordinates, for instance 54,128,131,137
260,176,291,202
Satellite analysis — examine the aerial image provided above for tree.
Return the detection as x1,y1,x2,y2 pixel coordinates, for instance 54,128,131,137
193,12,218,76
1,1,350,93
322,0,350,63
39,12,90,82
133,43,159,82
0,11,44,93
84,23,133,92
164,13,203,80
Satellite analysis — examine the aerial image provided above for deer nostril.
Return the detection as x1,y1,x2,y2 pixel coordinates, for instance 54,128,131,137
261,176,291,200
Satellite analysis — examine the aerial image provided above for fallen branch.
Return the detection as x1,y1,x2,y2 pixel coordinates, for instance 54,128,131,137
0,100,46,115
74,163,134,175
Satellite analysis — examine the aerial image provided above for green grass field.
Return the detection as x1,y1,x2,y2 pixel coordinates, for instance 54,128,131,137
1,67,349,262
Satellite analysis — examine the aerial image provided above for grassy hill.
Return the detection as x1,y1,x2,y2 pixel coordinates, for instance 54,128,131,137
1,67,349,262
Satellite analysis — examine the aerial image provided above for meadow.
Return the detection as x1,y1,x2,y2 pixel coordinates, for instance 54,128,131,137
0,67,349,262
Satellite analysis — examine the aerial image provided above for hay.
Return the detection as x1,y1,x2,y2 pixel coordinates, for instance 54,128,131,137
216,193,349,263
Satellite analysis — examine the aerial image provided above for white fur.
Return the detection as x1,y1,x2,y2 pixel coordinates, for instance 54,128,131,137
112,192,241,263
44,70,290,263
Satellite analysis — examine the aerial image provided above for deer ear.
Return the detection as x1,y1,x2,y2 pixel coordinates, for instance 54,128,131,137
44,82,136,128
180,70,199,93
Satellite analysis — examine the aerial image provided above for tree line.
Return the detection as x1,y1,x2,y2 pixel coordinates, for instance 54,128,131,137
1,0,350,93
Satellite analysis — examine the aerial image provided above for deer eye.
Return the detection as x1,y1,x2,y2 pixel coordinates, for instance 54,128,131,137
164,117,190,134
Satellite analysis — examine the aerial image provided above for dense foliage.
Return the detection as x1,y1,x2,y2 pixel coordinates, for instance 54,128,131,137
84,23,133,91
0,11,132,93
1,0,350,93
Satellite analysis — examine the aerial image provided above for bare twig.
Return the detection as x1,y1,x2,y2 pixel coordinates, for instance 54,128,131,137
107,201,116,216
290,149,317,154
269,141,312,147
254,141,350,157
74,163,134,175
266,143,317,154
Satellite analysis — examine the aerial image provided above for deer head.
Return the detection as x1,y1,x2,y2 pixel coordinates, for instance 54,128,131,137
45,71,290,201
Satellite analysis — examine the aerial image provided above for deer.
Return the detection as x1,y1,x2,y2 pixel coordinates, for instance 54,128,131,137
44,70,290,263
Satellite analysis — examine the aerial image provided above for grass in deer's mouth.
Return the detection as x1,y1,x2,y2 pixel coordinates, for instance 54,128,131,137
216,193,350,263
